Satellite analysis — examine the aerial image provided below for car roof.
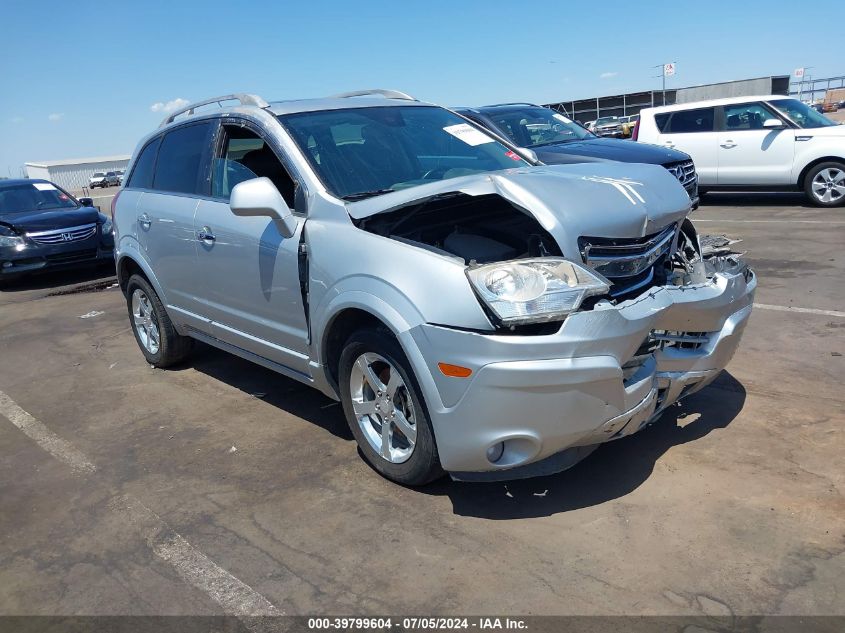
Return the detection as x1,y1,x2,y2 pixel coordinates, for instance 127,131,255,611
267,96,433,116
0,178,49,189
456,104,546,114
642,94,794,114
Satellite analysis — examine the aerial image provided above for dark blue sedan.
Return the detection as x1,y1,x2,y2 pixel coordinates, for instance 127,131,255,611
0,179,114,284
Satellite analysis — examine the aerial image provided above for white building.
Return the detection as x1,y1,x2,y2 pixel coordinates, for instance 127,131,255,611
24,155,131,192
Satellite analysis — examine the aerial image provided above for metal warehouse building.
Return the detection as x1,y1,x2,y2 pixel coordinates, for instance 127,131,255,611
24,155,131,192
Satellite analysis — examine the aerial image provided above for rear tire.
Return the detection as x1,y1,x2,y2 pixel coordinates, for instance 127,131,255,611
125,274,193,367
803,161,845,207
338,328,443,486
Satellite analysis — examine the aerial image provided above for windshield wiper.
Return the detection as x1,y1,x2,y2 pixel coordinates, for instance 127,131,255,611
342,188,396,201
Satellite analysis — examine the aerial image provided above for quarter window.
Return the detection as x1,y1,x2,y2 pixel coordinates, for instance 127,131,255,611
658,107,716,134
126,137,161,189
152,122,215,195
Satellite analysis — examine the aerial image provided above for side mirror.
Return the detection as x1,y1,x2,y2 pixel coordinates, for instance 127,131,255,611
79,197,94,207
763,118,785,129
230,177,298,239
516,147,539,163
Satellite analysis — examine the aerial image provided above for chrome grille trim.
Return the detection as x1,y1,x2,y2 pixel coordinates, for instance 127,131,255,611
26,223,98,244
665,160,697,188
579,224,679,298
582,224,676,277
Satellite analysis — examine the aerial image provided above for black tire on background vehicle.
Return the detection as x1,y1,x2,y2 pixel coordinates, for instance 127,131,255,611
125,274,193,367
803,161,845,207
338,328,444,486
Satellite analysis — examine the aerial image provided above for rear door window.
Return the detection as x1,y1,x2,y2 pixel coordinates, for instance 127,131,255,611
126,137,161,189
152,121,215,195
660,107,716,134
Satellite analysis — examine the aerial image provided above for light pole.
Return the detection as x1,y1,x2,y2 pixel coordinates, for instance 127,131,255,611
653,63,675,106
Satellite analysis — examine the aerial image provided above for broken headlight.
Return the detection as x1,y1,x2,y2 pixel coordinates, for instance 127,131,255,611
466,258,610,325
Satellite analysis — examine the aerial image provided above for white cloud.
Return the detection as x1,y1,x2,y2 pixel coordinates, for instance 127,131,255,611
150,98,190,113
599,72,618,79
48,113,64,121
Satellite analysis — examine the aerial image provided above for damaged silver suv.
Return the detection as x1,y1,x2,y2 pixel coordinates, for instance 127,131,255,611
113,90,755,485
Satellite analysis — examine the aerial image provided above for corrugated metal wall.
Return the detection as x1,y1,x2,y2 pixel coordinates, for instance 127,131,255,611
675,77,787,104
25,159,130,192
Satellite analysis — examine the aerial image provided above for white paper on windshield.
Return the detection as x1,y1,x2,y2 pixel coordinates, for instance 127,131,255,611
553,113,573,124
443,123,495,146
33,183,57,191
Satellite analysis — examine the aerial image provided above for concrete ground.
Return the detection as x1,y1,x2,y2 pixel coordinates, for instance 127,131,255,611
0,193,842,619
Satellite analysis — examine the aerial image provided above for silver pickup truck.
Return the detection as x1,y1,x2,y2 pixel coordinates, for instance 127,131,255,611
113,90,755,485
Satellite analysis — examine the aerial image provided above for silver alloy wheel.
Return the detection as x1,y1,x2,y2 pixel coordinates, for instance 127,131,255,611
131,288,160,354
811,167,845,204
349,352,417,464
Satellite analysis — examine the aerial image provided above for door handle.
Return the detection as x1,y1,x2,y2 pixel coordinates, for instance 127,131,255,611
138,213,151,229
197,226,215,242
663,141,675,147
720,141,737,149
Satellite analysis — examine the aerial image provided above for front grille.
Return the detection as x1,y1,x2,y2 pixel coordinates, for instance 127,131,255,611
664,159,697,190
650,330,711,351
579,224,677,298
45,249,98,264
26,223,97,245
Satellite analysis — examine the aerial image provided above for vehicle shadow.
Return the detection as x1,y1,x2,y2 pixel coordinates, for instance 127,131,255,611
188,343,354,441
423,371,747,519
700,191,811,207
189,342,746,518
0,263,116,293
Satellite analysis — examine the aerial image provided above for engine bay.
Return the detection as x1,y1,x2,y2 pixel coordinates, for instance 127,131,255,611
356,192,561,264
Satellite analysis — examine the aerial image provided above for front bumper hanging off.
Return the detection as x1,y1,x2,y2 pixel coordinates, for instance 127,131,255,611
406,266,756,480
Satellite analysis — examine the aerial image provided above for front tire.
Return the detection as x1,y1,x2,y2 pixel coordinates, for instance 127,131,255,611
338,328,443,486
804,162,845,207
125,274,193,367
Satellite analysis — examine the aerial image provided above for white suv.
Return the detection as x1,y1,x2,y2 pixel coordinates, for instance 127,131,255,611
635,95,845,206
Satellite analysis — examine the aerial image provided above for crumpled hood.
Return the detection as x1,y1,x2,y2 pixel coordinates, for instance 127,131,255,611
347,162,692,256
0,207,101,232
535,137,690,166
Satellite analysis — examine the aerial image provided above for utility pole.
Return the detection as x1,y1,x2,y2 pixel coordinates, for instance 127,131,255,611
653,62,675,106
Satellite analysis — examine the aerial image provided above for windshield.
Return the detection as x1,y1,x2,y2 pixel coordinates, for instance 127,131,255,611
93,172,105,177
278,106,529,200
769,99,837,129
0,182,78,213
595,117,618,126
484,107,593,147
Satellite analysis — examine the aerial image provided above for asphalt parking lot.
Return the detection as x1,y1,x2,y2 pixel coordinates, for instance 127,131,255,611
0,194,842,619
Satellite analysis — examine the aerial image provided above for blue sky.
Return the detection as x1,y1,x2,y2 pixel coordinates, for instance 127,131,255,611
0,0,840,176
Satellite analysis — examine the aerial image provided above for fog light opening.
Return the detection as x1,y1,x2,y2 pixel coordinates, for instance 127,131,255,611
486,441,505,464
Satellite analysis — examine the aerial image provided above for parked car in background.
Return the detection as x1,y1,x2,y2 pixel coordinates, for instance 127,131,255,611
593,116,623,138
89,172,108,188
0,179,114,284
115,170,125,185
456,104,699,205
620,114,639,138
89,171,119,188
114,90,753,485
636,95,845,206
